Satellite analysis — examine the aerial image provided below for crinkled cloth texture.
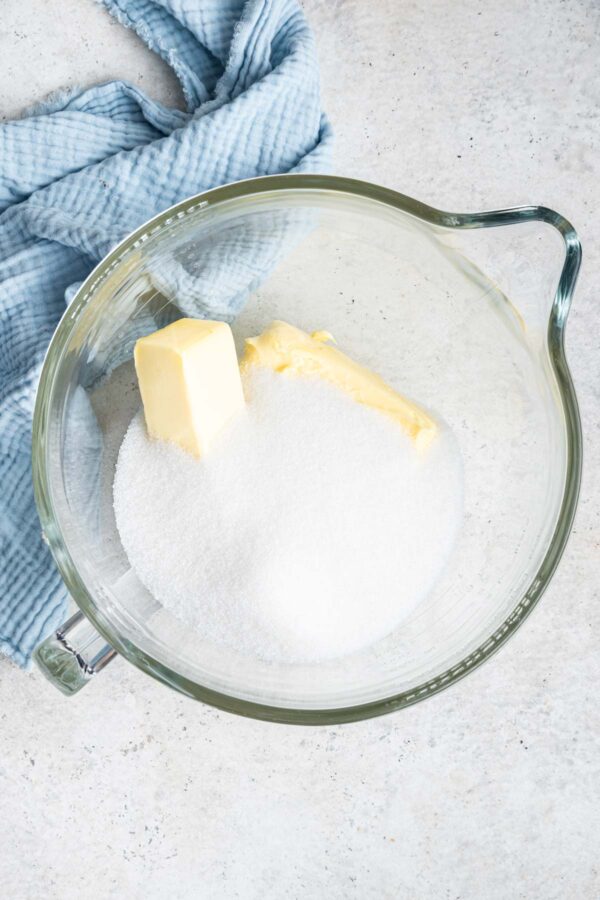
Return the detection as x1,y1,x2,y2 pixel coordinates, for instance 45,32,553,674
0,0,332,666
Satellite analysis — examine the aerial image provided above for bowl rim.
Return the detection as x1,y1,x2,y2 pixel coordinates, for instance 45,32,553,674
32,173,583,723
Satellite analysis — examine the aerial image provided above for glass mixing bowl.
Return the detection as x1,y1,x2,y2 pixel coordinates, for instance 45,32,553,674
32,175,582,722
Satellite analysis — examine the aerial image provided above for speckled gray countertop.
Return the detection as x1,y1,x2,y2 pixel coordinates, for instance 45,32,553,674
1,1,599,897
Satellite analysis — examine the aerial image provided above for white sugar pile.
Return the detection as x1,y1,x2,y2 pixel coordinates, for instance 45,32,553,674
113,369,462,662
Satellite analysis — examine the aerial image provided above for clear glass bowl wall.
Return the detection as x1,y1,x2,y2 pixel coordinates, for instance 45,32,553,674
32,177,581,722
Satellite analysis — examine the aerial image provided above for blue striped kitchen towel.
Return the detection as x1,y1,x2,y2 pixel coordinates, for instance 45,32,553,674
0,0,332,666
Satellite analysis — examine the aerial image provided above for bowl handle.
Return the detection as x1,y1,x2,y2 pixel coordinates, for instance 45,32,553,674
34,610,116,695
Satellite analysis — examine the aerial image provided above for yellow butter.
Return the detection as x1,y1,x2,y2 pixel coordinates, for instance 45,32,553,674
241,320,436,449
134,318,245,457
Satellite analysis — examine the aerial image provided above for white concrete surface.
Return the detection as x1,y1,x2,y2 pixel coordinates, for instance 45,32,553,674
1,1,599,897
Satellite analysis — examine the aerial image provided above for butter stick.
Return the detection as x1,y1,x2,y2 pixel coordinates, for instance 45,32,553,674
241,320,436,449
134,318,244,457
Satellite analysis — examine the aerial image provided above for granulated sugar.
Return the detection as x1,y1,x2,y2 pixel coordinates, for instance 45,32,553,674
113,369,462,662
